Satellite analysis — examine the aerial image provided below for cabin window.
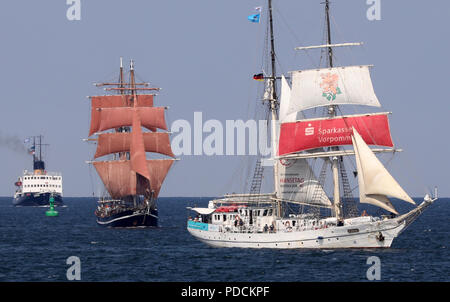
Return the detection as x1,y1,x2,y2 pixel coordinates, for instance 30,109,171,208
263,210,268,216
348,228,359,234
223,215,226,221
268,209,273,216
292,221,296,227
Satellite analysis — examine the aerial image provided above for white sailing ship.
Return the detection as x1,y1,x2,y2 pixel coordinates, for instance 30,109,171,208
187,0,437,248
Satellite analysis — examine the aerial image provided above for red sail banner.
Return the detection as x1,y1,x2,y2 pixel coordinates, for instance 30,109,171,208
94,132,174,159
95,107,167,134
93,159,174,199
89,94,154,136
278,113,393,156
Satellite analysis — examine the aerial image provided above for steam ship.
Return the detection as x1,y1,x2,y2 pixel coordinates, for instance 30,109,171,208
13,135,63,207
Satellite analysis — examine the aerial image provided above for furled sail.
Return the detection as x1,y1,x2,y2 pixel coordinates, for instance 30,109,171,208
352,127,415,206
287,65,381,115
94,132,174,159
93,159,174,199
278,112,393,156
89,94,154,136
276,158,332,208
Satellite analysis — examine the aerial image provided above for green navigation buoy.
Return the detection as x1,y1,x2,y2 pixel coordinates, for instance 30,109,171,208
45,196,59,217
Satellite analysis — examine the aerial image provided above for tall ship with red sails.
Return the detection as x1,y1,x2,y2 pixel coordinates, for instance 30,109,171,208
87,58,175,227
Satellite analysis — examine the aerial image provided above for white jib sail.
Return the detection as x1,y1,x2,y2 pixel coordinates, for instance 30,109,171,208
279,75,300,122
276,158,332,208
287,65,381,115
352,135,398,214
352,127,415,205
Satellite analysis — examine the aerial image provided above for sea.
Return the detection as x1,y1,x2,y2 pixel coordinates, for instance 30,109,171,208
0,196,448,282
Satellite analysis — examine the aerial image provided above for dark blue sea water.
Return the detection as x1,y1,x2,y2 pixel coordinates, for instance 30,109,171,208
0,197,448,282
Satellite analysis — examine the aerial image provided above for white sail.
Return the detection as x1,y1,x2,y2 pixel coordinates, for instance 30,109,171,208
287,65,381,115
352,135,398,214
279,75,300,122
352,128,415,205
276,158,332,208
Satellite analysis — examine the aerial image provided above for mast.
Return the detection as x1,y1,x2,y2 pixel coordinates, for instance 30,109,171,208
324,0,343,223
39,135,42,163
32,136,36,166
129,59,138,207
267,0,281,217
117,57,129,160
325,0,333,68
32,135,47,172
119,57,124,91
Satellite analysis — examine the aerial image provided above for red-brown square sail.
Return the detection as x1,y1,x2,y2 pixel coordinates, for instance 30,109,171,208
93,159,174,199
89,94,154,136
93,160,137,199
94,132,174,159
96,107,167,133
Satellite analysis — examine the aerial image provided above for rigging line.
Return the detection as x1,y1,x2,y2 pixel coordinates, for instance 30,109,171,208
88,162,96,198
335,103,386,153
329,13,360,67
260,7,270,74
319,5,329,68
272,5,317,68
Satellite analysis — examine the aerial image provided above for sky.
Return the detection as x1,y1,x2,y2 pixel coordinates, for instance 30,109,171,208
0,0,449,198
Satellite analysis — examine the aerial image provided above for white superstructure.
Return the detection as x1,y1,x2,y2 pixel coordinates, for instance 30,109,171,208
14,170,63,198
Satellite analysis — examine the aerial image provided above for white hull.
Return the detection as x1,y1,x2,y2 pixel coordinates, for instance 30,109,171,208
188,219,404,249
187,198,435,249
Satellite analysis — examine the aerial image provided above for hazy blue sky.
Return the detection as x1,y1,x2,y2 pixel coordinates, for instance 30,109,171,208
0,0,449,198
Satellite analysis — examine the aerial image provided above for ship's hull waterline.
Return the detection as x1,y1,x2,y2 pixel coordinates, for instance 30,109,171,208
13,192,63,207
188,219,404,249
187,198,435,249
96,208,158,228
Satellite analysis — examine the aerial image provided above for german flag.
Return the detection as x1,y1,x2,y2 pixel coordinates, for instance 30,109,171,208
253,73,264,81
